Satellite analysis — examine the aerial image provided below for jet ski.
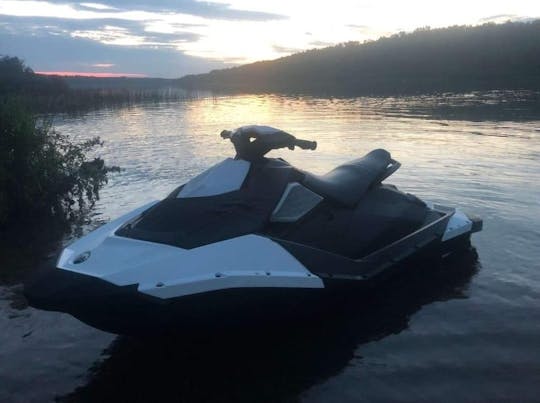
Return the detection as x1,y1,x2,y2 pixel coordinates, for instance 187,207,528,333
25,125,482,335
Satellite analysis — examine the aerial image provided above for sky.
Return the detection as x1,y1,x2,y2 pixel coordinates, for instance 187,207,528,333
1,0,539,78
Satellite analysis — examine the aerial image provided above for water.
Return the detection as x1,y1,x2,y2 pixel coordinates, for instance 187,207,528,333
1,92,539,402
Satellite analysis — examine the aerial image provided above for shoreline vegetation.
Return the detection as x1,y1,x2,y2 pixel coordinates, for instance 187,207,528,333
0,59,120,275
0,57,194,114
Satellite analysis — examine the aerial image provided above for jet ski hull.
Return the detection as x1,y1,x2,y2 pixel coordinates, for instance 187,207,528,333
26,262,330,335
25,228,478,336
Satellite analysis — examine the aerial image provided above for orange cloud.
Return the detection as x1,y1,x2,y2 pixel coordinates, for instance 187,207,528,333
36,71,146,78
92,63,115,68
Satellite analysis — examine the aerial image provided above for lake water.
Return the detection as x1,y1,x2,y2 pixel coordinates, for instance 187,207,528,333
1,91,539,402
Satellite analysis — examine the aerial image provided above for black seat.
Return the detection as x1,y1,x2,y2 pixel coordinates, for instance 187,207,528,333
302,149,397,207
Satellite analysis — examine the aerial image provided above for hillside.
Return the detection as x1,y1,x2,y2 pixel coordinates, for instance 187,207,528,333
177,21,540,95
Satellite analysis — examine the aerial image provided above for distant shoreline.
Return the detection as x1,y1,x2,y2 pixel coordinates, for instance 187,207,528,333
19,21,540,98
176,21,540,96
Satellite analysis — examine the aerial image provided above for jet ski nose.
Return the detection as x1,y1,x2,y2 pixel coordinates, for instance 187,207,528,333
24,263,85,311
25,258,123,313
24,262,146,334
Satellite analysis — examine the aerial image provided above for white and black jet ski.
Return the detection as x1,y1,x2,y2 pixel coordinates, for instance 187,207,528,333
25,126,482,335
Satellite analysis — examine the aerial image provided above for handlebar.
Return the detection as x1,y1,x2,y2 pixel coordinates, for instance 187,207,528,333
221,126,317,161
294,139,317,150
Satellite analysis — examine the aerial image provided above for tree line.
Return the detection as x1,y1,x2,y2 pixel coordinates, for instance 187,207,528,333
0,56,190,113
177,21,540,95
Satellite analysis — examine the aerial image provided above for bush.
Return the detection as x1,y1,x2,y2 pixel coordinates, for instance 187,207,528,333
0,55,69,98
0,98,119,231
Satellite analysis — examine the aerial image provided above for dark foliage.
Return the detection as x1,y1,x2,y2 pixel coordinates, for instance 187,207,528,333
0,56,69,96
0,58,122,276
0,98,120,231
177,21,540,95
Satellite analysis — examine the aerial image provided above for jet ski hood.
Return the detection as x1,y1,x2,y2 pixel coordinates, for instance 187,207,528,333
176,158,250,198
115,157,303,250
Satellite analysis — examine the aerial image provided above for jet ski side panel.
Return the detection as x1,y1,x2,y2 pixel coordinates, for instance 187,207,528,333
25,264,327,335
57,233,324,299
26,232,326,334
442,209,473,241
274,206,453,281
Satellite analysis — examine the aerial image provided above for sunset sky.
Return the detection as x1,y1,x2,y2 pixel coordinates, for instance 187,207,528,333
1,0,539,78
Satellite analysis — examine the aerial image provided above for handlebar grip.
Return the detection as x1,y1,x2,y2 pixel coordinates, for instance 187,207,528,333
220,130,233,139
294,139,317,150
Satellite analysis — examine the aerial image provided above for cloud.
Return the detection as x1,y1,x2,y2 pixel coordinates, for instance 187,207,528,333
0,29,227,77
91,63,115,67
37,71,145,77
69,24,200,47
0,1,286,71
78,2,118,11
0,15,140,35
346,24,370,29
478,14,535,24
46,0,287,21
345,24,373,34
308,40,334,47
272,45,303,54
0,15,202,49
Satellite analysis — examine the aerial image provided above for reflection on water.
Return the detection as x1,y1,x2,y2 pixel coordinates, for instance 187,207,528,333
2,91,540,402
60,251,479,403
